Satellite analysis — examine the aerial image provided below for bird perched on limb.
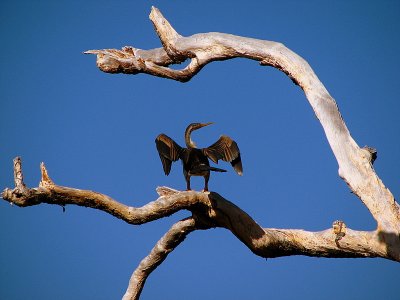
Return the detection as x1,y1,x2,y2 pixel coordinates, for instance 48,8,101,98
155,122,243,192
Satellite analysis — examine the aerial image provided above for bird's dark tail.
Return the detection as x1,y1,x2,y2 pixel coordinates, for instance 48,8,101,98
191,165,227,173
208,166,227,172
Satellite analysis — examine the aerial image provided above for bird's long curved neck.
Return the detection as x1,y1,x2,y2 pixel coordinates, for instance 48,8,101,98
185,127,197,149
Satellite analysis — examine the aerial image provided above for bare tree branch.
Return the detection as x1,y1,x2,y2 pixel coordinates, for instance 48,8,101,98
2,158,398,261
2,155,399,299
122,217,206,300
85,7,399,231
3,6,399,300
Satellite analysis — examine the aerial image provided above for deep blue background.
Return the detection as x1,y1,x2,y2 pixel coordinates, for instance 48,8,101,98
1,1,399,299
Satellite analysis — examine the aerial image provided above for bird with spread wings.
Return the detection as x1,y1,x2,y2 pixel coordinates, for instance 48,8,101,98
155,122,243,191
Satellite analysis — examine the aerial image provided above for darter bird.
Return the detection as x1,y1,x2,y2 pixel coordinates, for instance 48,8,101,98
155,122,243,191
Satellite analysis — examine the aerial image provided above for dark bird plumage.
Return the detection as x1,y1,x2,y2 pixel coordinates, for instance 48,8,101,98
155,123,243,191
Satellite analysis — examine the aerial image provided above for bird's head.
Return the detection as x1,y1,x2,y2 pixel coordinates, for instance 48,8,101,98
185,122,213,148
187,122,213,131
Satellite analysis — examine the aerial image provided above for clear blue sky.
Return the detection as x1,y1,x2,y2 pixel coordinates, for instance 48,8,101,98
1,1,399,299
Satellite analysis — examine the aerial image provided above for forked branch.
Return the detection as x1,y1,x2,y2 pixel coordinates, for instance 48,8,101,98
5,157,394,260
3,6,399,300
2,157,399,298
2,158,399,297
85,7,399,231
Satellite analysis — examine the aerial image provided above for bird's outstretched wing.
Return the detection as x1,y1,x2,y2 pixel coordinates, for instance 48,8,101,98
155,134,183,175
203,135,243,175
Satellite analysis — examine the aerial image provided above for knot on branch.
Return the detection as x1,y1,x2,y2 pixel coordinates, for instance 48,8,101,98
362,146,377,165
333,220,347,244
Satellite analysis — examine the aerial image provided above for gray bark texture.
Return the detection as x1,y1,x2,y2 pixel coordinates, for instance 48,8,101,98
3,6,399,300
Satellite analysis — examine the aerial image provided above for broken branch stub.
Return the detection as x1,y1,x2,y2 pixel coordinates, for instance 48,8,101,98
3,6,399,300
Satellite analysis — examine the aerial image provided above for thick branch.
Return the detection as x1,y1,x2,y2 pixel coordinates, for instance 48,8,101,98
4,6,400,299
2,158,399,300
2,158,398,262
2,160,208,225
85,7,399,235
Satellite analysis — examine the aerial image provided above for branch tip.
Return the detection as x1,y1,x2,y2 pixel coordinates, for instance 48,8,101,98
13,156,26,190
84,50,100,55
40,162,54,187
149,6,183,61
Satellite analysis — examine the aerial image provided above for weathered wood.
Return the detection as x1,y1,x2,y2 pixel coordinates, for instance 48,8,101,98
85,6,399,233
2,159,398,262
3,6,399,300
122,217,202,300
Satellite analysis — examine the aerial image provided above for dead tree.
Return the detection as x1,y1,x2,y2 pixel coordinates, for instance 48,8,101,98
2,7,399,300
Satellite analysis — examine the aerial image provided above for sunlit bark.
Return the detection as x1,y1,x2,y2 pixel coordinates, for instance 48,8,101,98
3,6,399,300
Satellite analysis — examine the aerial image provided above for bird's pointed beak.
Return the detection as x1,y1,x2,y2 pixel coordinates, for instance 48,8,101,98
201,122,213,128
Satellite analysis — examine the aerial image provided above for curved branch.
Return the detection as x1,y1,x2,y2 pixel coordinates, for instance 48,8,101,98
85,7,399,235
3,6,400,299
2,158,398,261
2,158,210,225
122,217,206,300
2,157,399,300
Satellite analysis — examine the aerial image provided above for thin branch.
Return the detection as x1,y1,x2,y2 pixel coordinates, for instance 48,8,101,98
13,157,26,190
3,6,400,300
2,159,209,224
122,217,205,300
